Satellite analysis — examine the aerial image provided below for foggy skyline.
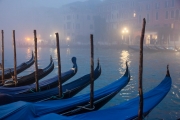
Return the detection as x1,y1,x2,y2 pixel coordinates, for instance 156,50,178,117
0,0,88,44
0,0,179,47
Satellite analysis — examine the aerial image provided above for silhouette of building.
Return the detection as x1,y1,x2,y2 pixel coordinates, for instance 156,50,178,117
58,0,180,46
98,0,180,45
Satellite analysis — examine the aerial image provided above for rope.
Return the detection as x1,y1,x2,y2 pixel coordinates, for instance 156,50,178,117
29,87,41,93
35,93,64,103
49,93,65,100
29,89,35,93
65,89,71,97
77,105,95,111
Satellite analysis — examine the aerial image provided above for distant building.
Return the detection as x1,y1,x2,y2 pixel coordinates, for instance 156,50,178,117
59,1,96,45
58,0,180,46
98,0,180,45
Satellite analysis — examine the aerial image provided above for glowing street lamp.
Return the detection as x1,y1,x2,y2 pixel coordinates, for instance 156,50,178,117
66,37,70,46
66,37,70,41
121,27,130,44
133,12,136,17
122,28,129,34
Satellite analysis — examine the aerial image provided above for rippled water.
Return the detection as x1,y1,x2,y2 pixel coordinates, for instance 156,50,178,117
2,46,180,119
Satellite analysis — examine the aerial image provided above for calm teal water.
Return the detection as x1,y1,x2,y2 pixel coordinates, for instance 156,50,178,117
2,46,180,120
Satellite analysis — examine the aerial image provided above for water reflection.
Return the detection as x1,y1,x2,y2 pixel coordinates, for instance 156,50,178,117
53,49,57,58
119,50,130,69
66,48,71,55
26,47,31,59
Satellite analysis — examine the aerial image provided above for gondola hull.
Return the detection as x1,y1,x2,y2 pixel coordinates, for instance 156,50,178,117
0,62,130,120
0,52,34,81
0,62,101,105
0,57,77,94
35,67,171,120
3,57,54,87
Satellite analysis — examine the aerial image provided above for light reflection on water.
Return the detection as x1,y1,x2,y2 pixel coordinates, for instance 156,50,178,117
2,46,180,119
119,50,130,69
66,48,71,55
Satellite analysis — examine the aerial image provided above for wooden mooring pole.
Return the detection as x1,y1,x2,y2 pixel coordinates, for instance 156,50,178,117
90,34,94,109
55,33,62,98
34,30,39,92
13,30,17,85
138,18,146,120
1,30,4,84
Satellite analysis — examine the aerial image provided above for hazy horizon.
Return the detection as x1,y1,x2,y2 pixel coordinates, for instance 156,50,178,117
0,0,88,44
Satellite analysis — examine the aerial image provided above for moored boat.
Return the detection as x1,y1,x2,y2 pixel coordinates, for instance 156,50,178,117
0,51,34,82
0,62,130,120
0,61,101,105
36,66,171,120
2,56,54,87
0,57,77,94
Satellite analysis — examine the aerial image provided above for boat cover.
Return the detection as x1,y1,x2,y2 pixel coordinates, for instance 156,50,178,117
0,52,34,80
36,69,171,120
0,57,77,94
0,63,130,120
0,63,101,105
3,57,54,87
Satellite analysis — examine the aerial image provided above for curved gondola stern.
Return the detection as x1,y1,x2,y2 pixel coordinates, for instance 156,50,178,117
23,50,34,65
71,57,78,73
123,61,130,79
166,64,170,77
43,55,54,72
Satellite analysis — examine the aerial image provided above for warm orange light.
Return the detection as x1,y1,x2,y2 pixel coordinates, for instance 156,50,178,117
67,37,70,41
25,37,30,41
122,27,129,34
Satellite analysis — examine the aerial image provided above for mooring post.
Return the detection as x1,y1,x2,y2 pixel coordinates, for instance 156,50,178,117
13,30,17,85
55,33,62,98
34,30,39,92
90,34,94,109
138,18,146,120
1,30,4,84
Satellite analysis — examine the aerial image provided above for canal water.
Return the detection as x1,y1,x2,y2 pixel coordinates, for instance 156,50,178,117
2,46,180,120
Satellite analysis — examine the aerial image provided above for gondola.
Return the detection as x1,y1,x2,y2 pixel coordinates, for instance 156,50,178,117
2,56,54,87
128,45,139,51
35,66,171,120
146,46,159,51
0,61,101,105
0,62,130,120
153,45,165,52
0,51,34,81
62,62,130,116
161,46,175,52
129,45,158,52
143,46,158,52
0,57,77,94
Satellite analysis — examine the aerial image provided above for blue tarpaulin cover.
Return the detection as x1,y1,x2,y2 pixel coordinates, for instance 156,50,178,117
0,63,101,105
0,57,77,94
0,64,130,120
36,71,171,120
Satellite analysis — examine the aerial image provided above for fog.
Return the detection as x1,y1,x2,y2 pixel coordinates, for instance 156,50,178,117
0,0,88,45
0,0,179,47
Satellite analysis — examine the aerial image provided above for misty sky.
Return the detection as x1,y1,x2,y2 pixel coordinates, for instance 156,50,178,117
0,0,88,44
0,0,87,8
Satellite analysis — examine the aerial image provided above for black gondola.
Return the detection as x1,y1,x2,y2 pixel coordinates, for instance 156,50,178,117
154,45,177,52
0,52,34,81
62,62,130,116
0,61,101,105
0,62,130,119
129,45,158,52
0,57,77,94
3,56,54,87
